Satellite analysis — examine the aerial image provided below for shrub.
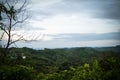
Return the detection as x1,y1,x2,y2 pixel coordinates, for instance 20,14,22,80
0,65,35,80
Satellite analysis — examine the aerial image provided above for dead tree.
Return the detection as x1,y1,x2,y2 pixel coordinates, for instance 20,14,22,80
0,0,29,58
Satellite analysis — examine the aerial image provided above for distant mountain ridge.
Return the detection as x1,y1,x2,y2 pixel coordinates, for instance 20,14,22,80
93,45,120,53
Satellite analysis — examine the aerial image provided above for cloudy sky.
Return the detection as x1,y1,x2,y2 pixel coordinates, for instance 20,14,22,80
14,0,120,48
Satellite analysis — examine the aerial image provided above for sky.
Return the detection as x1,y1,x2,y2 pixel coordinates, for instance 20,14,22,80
1,0,120,48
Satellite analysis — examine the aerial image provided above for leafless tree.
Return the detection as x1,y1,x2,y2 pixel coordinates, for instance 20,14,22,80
0,0,30,58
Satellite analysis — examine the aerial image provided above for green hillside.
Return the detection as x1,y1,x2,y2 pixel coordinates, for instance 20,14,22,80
0,46,120,80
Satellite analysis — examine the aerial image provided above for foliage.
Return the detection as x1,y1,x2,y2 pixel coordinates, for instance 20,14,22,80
0,65,35,80
99,52,120,80
0,46,120,80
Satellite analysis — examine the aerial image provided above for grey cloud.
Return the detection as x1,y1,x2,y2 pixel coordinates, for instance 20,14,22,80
50,32,120,41
25,27,45,31
13,23,46,31
23,23,46,31
92,0,120,20
64,0,120,20
16,32,120,49
31,0,120,21
30,11,53,21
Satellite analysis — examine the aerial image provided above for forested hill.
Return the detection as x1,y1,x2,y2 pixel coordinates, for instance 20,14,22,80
8,46,120,72
9,47,101,67
0,46,120,80
94,45,120,53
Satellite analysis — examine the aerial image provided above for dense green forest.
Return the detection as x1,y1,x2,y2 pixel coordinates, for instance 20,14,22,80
0,46,120,80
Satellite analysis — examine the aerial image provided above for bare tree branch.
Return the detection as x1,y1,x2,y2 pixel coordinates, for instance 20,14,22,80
0,32,5,40
0,24,9,35
12,16,28,27
6,0,11,8
16,0,27,14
